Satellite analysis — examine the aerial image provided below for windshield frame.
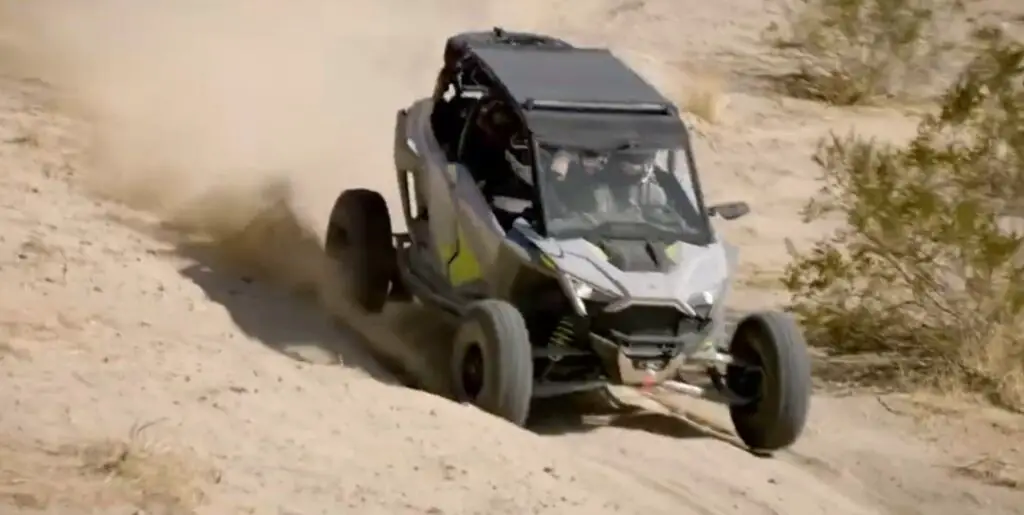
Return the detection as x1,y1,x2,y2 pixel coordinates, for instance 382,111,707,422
528,130,714,246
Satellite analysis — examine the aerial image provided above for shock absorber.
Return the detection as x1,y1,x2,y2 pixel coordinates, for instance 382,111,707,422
546,315,576,348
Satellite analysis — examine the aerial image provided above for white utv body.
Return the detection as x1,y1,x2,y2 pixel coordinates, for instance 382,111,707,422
325,28,811,453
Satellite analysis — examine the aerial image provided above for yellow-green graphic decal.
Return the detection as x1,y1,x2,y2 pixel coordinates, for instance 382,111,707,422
540,253,557,270
666,241,683,263
441,224,482,286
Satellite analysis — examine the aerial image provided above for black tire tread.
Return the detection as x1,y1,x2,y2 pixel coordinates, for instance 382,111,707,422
728,310,812,451
325,189,395,313
452,300,533,426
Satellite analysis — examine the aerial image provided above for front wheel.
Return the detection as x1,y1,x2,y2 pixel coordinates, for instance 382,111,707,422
726,311,812,453
450,300,533,426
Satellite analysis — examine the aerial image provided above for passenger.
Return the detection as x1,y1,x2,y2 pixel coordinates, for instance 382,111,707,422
547,148,605,215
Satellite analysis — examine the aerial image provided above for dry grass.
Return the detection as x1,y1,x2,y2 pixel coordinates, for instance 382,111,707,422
870,394,1024,489
737,265,784,290
0,318,36,361
2,132,37,146
952,455,1024,490
0,422,217,514
762,0,964,105
681,73,728,124
17,235,59,259
5,235,71,286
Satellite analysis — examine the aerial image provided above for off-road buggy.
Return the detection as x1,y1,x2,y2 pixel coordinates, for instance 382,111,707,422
326,28,811,452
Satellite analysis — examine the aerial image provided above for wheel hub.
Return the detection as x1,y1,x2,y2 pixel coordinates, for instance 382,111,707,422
460,344,485,400
325,223,350,258
727,365,763,399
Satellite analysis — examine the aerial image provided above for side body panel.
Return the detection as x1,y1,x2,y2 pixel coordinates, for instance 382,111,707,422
400,99,457,281
401,99,508,297
450,164,504,296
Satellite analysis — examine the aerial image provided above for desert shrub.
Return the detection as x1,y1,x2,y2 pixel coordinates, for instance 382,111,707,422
783,26,1024,410
763,0,963,104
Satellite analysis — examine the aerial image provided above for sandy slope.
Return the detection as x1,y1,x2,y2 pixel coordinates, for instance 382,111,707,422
1,0,1023,514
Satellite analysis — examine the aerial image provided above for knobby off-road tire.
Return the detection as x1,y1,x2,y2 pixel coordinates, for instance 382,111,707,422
726,311,811,453
451,300,533,426
324,189,396,314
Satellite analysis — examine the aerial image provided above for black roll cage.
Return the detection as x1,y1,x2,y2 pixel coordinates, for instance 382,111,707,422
431,44,555,235
430,29,709,240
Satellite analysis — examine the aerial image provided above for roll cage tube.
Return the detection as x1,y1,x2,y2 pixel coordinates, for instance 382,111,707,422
676,127,714,242
528,137,549,236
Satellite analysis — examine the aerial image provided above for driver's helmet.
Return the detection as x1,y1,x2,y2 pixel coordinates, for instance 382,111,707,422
617,151,655,178
578,151,607,175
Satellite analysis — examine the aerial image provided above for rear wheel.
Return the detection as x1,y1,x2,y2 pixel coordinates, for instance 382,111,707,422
726,311,812,453
324,189,395,313
450,300,534,426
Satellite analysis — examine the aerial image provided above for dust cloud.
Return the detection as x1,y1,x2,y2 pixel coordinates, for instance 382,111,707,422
0,0,527,382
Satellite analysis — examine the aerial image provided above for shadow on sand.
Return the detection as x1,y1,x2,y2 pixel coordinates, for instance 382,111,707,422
170,233,457,397
176,253,408,384
527,389,750,451
105,186,456,393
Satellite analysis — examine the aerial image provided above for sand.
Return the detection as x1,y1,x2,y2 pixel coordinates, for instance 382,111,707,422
0,0,1022,514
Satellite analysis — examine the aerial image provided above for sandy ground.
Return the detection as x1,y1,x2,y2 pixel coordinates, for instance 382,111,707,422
0,0,1023,514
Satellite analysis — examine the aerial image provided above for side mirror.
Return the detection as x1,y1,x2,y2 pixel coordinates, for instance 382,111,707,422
708,201,750,221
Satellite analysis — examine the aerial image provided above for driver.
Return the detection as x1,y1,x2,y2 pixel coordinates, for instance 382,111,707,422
606,150,667,209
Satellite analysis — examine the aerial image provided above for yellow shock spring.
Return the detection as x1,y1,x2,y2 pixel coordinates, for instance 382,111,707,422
548,316,575,347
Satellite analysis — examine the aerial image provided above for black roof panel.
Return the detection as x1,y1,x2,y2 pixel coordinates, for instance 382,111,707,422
470,45,673,109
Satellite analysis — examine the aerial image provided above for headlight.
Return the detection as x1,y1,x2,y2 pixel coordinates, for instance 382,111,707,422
572,280,593,299
568,275,617,302
562,275,618,316
696,286,730,349
688,290,715,318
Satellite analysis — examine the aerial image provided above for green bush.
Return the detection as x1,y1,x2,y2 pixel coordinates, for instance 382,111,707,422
783,27,1024,410
764,0,963,104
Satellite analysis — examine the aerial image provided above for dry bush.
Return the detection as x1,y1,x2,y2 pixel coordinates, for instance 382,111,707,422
783,26,1024,410
953,455,1024,490
0,423,215,513
763,0,964,104
77,427,214,513
681,73,727,124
